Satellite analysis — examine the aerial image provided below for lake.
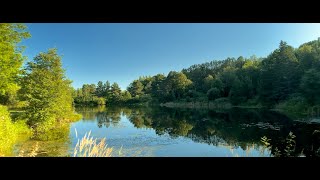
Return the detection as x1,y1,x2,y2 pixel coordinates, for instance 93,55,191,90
12,106,320,157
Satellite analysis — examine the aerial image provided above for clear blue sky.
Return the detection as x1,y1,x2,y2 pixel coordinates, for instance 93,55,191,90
22,23,320,90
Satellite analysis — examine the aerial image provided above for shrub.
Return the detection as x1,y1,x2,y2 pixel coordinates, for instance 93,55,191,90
211,98,232,109
275,95,308,114
207,88,221,101
0,105,31,155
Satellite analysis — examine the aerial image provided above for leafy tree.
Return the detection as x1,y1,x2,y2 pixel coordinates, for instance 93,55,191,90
96,81,105,97
143,80,153,95
203,75,215,91
0,23,30,105
300,68,320,105
19,49,78,131
260,41,300,105
127,80,144,97
229,77,246,105
121,90,132,102
218,67,237,97
110,82,122,103
97,97,106,105
151,74,166,99
163,71,192,100
207,88,220,101
296,38,320,71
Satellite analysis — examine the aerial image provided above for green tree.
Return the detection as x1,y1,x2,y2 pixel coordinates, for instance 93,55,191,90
97,97,106,105
229,77,247,105
260,41,300,105
127,80,144,97
296,38,320,71
96,81,105,97
207,88,220,101
218,67,237,97
164,71,192,100
300,68,320,105
80,84,96,103
104,80,111,100
110,82,122,103
151,74,166,100
121,90,132,102
19,49,78,132
203,75,215,91
0,23,31,105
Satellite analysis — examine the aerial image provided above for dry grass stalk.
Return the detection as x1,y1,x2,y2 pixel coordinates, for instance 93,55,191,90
73,130,113,157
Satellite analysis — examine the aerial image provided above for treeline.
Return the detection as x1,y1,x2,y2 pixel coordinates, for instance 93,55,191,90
74,39,320,113
73,81,132,106
0,23,80,154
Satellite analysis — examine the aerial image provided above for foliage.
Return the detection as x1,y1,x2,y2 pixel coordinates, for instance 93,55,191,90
300,68,320,105
97,97,106,105
74,38,320,113
207,88,221,101
261,132,297,157
127,80,144,97
19,49,80,131
0,23,31,105
274,95,308,114
32,121,70,141
0,105,31,155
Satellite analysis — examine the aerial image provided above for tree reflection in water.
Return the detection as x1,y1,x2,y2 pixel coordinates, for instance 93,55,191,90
87,106,320,157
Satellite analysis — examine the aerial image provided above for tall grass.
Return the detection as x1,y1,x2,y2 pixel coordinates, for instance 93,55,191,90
73,130,113,157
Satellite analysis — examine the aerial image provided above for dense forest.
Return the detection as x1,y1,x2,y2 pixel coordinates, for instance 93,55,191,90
0,23,80,155
74,39,320,115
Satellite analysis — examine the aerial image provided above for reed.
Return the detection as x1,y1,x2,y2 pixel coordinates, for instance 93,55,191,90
73,130,113,157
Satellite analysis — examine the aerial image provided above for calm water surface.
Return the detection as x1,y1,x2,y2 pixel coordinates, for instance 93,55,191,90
13,106,320,157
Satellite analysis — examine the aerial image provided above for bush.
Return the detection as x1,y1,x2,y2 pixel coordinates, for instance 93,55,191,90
244,96,260,106
211,98,232,109
186,90,205,99
0,105,31,155
97,97,106,105
207,88,221,101
32,122,70,141
32,116,56,136
275,95,309,114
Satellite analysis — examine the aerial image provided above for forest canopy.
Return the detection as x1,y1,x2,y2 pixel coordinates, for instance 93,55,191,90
74,38,320,114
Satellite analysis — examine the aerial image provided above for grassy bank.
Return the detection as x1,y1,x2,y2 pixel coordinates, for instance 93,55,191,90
1,105,82,156
0,105,32,156
159,97,267,109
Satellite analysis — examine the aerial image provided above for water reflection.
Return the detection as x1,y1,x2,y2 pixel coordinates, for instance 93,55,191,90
13,123,72,157
77,106,320,157
13,106,320,157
